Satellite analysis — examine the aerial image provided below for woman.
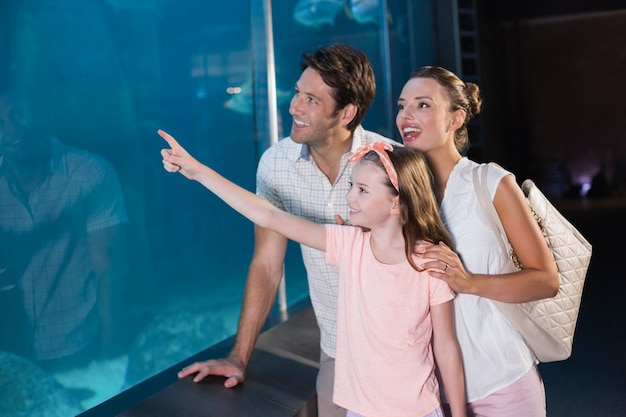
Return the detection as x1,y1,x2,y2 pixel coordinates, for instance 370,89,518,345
396,66,559,417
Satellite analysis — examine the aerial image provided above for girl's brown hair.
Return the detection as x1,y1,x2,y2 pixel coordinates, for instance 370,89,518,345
360,146,453,271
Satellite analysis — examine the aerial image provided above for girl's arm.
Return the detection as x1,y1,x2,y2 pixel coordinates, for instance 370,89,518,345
158,129,326,251
431,300,466,417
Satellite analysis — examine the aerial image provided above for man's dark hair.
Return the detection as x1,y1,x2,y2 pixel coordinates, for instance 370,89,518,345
301,43,375,132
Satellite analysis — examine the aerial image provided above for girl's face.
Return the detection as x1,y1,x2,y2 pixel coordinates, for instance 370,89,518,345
396,77,455,153
345,161,398,229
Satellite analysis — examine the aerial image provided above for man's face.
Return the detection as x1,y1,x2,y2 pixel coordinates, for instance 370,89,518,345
0,96,46,165
288,67,343,147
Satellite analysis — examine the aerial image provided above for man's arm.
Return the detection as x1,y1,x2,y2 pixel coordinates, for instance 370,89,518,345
88,223,127,354
178,225,288,388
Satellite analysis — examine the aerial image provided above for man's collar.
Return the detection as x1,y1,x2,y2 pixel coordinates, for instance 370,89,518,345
348,125,365,154
48,137,68,175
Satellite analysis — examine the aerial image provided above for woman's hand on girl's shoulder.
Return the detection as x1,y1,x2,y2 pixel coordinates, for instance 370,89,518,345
421,242,476,294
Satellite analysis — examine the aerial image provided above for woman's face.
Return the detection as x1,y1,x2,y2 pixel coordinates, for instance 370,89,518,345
396,77,455,153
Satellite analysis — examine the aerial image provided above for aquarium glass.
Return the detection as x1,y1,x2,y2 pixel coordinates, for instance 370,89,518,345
0,0,436,414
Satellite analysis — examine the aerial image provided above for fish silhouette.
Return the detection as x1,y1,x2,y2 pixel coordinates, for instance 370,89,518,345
348,0,390,25
224,80,292,115
293,0,346,28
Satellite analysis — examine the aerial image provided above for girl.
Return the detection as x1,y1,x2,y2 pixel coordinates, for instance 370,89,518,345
158,130,466,417
396,66,559,417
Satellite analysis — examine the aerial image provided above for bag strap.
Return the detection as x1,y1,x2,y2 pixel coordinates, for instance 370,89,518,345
472,164,510,259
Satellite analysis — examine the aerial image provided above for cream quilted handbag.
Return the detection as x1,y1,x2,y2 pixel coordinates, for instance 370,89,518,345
474,164,592,362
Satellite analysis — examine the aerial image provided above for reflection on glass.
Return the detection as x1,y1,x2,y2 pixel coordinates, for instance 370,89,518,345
0,0,436,414
0,93,129,415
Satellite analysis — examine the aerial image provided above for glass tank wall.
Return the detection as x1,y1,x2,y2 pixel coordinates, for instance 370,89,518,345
0,0,437,414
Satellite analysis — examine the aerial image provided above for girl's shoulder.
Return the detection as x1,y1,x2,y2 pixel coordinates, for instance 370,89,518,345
415,239,435,250
325,224,367,242
413,240,436,259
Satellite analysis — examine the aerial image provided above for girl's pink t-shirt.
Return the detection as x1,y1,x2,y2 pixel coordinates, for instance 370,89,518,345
326,224,455,417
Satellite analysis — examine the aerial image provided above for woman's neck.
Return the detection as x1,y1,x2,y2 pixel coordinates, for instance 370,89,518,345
426,149,463,203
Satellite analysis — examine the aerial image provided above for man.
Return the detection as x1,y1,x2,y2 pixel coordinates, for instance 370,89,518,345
177,43,395,416
0,93,128,371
